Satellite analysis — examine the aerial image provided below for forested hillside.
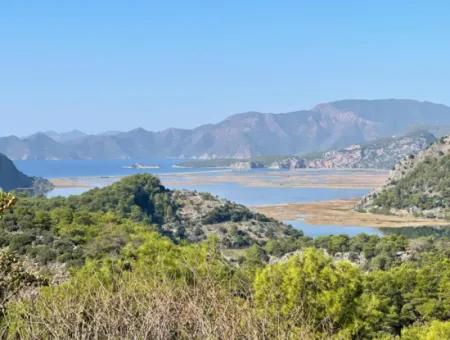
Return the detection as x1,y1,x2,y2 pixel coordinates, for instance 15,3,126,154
359,136,450,219
0,174,296,266
0,175,450,338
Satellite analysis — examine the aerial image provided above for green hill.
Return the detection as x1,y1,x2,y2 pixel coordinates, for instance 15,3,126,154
358,136,450,219
0,174,299,265
1,174,450,338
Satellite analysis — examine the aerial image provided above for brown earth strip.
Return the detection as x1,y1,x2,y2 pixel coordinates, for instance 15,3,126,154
161,169,390,189
50,178,93,188
252,199,450,228
51,169,390,190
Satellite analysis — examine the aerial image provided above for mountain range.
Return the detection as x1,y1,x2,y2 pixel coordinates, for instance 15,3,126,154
3,99,450,160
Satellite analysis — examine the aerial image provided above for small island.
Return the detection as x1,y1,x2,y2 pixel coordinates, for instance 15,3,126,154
122,163,160,169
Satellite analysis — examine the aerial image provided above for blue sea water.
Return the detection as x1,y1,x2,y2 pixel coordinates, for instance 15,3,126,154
15,160,382,237
14,159,209,178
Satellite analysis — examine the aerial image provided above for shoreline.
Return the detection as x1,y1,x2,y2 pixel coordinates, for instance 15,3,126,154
252,199,450,228
48,171,450,229
50,168,389,190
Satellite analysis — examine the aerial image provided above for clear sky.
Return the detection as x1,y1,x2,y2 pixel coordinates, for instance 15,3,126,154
1,1,450,136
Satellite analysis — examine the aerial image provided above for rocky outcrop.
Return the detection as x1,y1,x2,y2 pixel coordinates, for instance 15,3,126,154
178,132,435,170
166,189,300,247
357,136,450,219
269,157,306,169
304,131,436,169
230,161,264,170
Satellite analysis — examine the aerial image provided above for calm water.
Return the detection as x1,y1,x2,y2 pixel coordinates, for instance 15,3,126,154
169,183,368,206
286,221,382,238
14,160,390,237
48,180,368,206
14,159,212,178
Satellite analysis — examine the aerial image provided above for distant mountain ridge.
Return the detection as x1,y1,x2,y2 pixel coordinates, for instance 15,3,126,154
3,99,450,160
40,130,88,143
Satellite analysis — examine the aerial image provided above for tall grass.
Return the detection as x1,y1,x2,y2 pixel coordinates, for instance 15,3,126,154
3,273,319,339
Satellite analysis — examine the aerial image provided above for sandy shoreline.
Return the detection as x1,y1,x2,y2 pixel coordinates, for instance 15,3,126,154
50,177,95,188
252,199,450,228
50,168,390,190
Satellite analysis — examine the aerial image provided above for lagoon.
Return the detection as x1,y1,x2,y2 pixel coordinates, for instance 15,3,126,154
16,159,387,237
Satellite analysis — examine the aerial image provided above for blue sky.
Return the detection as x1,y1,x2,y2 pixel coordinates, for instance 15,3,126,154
1,1,450,136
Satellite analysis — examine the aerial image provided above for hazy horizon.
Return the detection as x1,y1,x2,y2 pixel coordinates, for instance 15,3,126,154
2,1,450,136
8,97,447,138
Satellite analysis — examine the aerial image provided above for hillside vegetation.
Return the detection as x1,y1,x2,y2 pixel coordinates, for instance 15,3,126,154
0,174,297,266
359,136,450,219
1,175,450,338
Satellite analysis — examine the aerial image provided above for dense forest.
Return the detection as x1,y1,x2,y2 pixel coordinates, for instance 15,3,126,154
0,175,450,338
